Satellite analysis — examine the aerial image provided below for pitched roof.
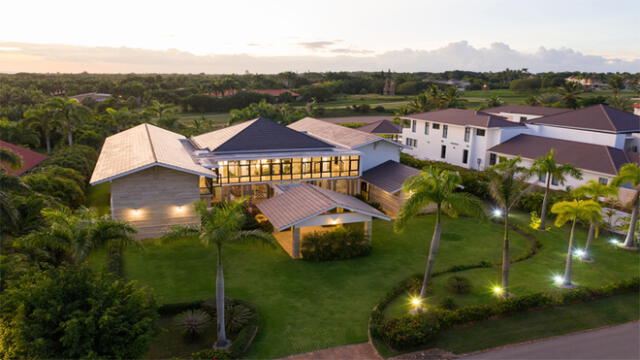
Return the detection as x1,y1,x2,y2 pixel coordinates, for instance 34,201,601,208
191,117,333,153
69,92,112,101
288,117,400,149
361,160,420,193
357,119,402,134
403,109,524,128
484,105,571,116
528,104,640,133
0,140,48,176
90,123,214,185
256,183,389,230
489,134,634,176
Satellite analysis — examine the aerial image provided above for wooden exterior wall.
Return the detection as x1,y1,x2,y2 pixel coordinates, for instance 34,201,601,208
111,166,201,239
366,182,435,218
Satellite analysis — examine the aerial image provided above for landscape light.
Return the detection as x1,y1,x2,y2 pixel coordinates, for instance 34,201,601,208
574,249,586,258
609,239,620,246
492,209,503,217
553,275,564,285
411,297,422,306
492,286,503,296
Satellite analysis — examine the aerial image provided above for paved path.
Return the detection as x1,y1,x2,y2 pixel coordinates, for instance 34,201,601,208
279,342,381,360
462,321,640,360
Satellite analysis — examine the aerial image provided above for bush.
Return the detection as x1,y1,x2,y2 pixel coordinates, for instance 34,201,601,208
301,225,370,261
374,105,386,112
496,293,554,314
439,296,457,310
379,313,441,350
190,349,232,360
174,309,212,339
201,298,256,336
446,276,472,294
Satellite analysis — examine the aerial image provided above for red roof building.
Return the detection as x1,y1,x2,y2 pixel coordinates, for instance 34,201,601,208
0,140,49,176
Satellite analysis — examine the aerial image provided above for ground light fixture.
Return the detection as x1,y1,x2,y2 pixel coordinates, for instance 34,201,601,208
492,285,504,296
553,275,564,285
574,248,586,258
492,208,503,217
609,239,620,246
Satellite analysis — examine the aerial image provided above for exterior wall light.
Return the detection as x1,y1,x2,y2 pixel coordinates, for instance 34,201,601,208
176,205,184,213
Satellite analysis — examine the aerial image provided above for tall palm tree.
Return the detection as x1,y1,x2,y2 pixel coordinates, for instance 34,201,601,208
0,148,23,172
529,149,583,231
551,200,602,287
486,157,531,297
395,167,486,300
164,199,274,349
571,180,617,260
558,81,583,109
24,107,55,153
612,163,640,248
45,97,91,146
0,148,28,227
144,100,179,123
607,75,625,96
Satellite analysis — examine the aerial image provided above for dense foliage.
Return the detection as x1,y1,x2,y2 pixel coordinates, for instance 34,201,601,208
301,225,370,261
0,266,158,359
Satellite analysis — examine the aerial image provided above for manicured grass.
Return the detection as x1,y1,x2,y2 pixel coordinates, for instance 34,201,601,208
431,293,640,355
103,215,528,358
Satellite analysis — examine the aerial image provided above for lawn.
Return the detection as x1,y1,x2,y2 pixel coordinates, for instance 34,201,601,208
90,209,639,358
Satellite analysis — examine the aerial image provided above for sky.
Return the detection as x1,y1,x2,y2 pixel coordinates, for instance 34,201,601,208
1,0,639,73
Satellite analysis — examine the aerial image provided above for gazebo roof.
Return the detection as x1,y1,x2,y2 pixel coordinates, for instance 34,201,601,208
257,183,389,231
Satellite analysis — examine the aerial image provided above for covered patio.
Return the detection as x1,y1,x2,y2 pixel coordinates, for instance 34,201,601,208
256,183,390,258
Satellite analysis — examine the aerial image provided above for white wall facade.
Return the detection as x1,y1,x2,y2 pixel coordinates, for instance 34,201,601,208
357,140,401,171
526,124,626,148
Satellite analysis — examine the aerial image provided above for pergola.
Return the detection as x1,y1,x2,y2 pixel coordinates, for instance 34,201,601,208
257,183,390,258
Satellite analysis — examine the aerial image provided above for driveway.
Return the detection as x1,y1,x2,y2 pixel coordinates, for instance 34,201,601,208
462,321,640,360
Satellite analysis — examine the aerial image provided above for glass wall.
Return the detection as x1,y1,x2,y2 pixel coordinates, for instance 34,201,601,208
216,156,360,184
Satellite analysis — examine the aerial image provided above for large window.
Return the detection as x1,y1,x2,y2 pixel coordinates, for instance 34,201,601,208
464,127,471,142
440,145,446,159
462,149,469,164
424,122,429,135
411,119,416,133
405,138,417,147
476,129,486,136
442,125,448,138
217,156,359,184
489,153,497,166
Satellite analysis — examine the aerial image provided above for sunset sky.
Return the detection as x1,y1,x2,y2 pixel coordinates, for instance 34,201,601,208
1,0,638,73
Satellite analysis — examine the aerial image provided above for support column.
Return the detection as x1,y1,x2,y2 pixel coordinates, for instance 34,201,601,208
364,219,373,245
292,226,301,259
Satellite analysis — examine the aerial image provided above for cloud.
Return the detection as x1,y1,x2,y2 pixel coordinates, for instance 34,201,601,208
0,40,638,74
296,41,338,50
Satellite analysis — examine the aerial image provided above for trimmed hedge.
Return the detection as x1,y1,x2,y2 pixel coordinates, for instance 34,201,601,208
373,277,640,351
301,226,370,261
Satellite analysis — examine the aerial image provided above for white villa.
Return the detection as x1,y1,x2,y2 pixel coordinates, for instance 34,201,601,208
401,104,640,191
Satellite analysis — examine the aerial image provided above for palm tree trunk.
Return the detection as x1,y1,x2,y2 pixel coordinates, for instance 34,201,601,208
419,205,442,299
67,131,73,146
584,222,595,260
562,219,577,286
623,197,638,248
45,134,51,154
214,243,231,349
539,174,551,231
501,209,510,297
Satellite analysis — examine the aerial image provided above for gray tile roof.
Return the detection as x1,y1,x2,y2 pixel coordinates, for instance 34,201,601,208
361,160,420,193
403,109,523,128
484,105,571,116
191,117,334,152
357,119,402,134
288,117,401,149
489,134,634,176
256,183,389,230
528,104,640,133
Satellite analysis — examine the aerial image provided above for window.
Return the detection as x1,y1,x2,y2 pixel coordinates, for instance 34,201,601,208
519,116,527,122
424,122,429,135
464,127,471,142
551,176,559,186
442,125,448,138
489,153,497,165
432,123,440,129
462,149,469,164
411,119,416,133
405,138,417,147
538,173,546,183
440,145,446,159
599,177,608,185
476,129,486,136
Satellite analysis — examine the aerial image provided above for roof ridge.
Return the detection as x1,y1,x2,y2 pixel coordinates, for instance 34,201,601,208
143,123,159,163
603,145,619,174
599,104,617,131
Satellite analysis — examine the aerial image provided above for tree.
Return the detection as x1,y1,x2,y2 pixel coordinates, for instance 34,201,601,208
529,149,583,231
0,148,28,227
164,199,274,349
607,75,625,96
486,157,530,297
103,107,141,132
394,167,486,300
558,81,583,109
612,163,640,248
24,106,55,153
571,180,617,260
607,96,632,111
45,97,91,146
0,148,23,172
18,207,138,266
551,200,602,287
144,100,179,123
485,96,504,108
0,265,157,358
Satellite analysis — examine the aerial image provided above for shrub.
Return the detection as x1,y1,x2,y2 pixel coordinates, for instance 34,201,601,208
496,293,554,314
301,226,370,261
379,313,441,350
446,276,472,294
174,309,212,339
190,349,232,360
439,296,458,310
374,105,386,112
201,298,255,336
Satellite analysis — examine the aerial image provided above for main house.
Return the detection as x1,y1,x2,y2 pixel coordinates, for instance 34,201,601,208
401,104,640,191
90,117,417,251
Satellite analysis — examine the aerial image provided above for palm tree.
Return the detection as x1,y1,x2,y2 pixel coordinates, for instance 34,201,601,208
164,199,274,349
529,149,583,231
24,107,55,153
144,100,180,123
612,163,640,248
0,148,23,172
395,167,486,300
571,180,617,260
104,107,140,132
0,149,28,227
45,97,91,146
607,75,625,96
485,96,504,108
486,157,530,297
558,81,583,109
551,200,602,287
